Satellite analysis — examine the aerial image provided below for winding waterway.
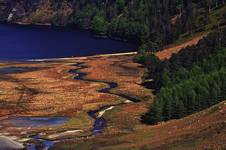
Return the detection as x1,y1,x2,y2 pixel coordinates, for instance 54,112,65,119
0,23,139,149
70,62,140,102
0,61,139,150
0,23,137,60
28,61,139,149
70,62,139,134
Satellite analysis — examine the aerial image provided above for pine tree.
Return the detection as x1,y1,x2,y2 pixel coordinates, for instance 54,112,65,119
172,98,185,119
142,101,163,124
162,68,171,86
162,97,172,121
187,88,197,113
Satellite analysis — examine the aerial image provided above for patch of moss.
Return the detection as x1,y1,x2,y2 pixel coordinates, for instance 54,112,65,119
61,112,92,129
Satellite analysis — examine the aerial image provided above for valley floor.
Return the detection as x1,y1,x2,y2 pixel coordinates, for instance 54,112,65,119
0,54,153,149
0,51,225,150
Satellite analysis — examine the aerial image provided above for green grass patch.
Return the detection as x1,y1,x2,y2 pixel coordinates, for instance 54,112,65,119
61,112,92,129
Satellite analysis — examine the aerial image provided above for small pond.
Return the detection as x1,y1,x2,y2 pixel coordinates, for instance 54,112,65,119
0,67,38,74
1,116,69,127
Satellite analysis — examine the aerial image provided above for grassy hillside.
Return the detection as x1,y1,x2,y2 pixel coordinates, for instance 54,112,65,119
51,100,226,150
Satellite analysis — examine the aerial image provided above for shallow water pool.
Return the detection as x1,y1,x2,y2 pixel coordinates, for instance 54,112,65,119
1,116,69,127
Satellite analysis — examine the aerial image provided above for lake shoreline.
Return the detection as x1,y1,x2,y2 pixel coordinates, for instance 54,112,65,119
0,52,137,64
0,52,151,150
0,21,136,43
0,23,137,60
27,52,137,62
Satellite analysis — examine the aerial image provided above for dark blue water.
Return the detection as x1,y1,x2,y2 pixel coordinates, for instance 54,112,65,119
0,67,38,74
0,117,68,150
27,134,54,150
1,116,69,127
0,23,137,60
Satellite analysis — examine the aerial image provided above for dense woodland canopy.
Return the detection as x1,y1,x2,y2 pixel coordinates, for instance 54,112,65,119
140,28,226,124
56,0,226,49
4,0,226,50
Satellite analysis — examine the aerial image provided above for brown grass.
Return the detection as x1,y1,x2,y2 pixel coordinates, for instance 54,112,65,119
83,55,153,101
54,101,226,150
0,54,152,138
0,50,224,150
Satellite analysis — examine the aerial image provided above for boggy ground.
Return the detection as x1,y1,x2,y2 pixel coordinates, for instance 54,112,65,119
0,54,153,146
61,100,225,150
0,52,225,150
49,36,226,149
45,52,224,150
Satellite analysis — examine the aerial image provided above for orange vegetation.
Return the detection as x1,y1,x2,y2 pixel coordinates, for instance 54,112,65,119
156,34,207,60
0,51,224,150
54,101,226,150
83,55,153,101
0,54,152,137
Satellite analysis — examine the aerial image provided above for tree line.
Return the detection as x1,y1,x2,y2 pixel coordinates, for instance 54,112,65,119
139,28,226,124
12,0,226,47
71,0,226,46
137,29,226,90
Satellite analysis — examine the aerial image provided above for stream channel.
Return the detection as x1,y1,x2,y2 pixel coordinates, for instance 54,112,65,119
0,62,139,150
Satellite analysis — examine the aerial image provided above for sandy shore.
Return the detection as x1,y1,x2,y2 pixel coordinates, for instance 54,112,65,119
27,51,137,62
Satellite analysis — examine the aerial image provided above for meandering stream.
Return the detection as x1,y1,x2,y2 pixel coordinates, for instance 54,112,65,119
0,62,139,150
70,62,140,102
70,62,139,134
27,61,139,149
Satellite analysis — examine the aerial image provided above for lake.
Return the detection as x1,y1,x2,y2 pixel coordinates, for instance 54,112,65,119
0,23,137,60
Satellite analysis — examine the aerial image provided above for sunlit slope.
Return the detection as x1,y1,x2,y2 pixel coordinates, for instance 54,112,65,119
55,101,225,150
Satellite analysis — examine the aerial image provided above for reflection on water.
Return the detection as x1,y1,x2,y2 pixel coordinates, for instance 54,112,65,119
0,67,38,74
0,23,137,60
27,134,54,150
1,116,69,150
1,116,69,127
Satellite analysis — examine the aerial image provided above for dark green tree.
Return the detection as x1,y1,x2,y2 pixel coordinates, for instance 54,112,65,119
91,14,109,35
